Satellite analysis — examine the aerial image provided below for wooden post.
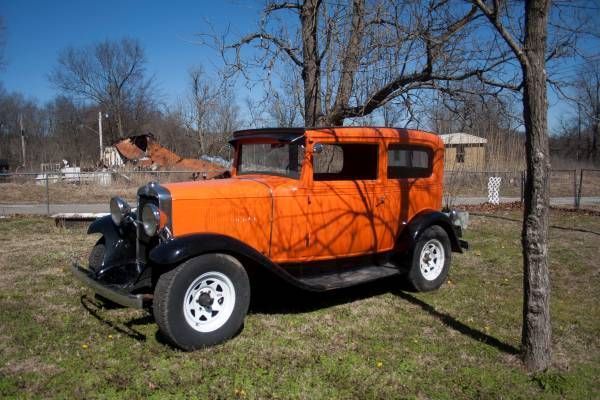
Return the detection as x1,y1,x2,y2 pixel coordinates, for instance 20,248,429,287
573,170,577,209
45,174,50,216
577,169,584,209
19,114,26,168
98,111,104,163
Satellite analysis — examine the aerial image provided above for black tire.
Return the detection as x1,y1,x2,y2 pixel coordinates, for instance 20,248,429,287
407,225,451,292
153,253,250,350
88,238,106,273
88,238,123,308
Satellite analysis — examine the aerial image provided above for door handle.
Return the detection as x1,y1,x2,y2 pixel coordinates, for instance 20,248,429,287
376,195,385,206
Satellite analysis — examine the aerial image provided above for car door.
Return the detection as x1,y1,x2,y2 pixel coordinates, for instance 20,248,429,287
304,141,380,260
372,143,436,252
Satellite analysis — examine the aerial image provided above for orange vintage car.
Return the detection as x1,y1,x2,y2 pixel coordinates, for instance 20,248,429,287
72,127,467,350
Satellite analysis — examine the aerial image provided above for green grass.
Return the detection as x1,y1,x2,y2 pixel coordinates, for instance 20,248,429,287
0,212,598,399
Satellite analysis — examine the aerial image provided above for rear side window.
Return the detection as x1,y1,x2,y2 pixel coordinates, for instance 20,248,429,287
314,143,378,181
387,145,432,178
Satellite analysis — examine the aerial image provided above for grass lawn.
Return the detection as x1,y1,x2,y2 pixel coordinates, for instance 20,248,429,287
0,211,598,399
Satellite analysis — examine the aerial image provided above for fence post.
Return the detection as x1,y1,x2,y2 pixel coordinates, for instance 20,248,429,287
577,169,584,209
573,169,579,208
520,170,525,204
45,174,50,216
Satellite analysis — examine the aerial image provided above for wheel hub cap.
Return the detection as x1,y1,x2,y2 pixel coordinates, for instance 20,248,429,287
419,239,445,281
197,291,214,307
183,271,236,333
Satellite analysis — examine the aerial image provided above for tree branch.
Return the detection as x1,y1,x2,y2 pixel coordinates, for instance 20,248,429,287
227,33,303,67
471,0,529,68
265,1,301,14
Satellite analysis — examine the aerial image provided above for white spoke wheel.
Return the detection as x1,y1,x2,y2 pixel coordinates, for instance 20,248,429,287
153,254,250,350
419,239,445,281
408,225,451,292
183,272,235,333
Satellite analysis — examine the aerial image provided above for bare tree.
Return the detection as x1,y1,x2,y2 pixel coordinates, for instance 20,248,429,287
183,67,241,156
267,70,304,127
212,0,511,127
187,67,219,154
50,38,154,140
0,16,6,70
471,0,553,372
570,62,600,162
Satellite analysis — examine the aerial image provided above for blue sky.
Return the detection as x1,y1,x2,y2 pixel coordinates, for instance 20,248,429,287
0,0,597,131
1,0,264,105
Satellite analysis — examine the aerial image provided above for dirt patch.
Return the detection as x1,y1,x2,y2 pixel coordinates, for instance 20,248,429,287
455,201,600,217
1,357,61,377
455,201,523,212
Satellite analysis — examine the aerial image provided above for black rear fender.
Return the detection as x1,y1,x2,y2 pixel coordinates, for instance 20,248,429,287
397,211,464,253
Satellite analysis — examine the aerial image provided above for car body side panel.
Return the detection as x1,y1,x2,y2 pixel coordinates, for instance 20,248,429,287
372,137,444,252
269,186,311,262
304,180,379,260
164,178,274,257
300,129,445,259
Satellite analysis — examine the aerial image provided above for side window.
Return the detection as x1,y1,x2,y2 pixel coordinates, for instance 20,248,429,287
387,145,432,179
314,143,378,181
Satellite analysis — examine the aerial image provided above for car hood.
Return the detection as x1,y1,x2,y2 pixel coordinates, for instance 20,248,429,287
163,176,296,246
162,175,292,201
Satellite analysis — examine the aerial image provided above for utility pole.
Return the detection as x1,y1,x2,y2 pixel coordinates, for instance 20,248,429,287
19,113,26,168
98,111,103,162
577,103,581,161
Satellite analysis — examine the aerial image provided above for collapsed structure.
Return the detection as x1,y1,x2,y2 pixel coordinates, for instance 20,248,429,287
104,133,227,179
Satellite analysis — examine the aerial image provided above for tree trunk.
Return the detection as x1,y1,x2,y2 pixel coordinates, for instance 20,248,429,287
592,102,599,162
520,0,552,372
327,0,365,127
300,0,322,127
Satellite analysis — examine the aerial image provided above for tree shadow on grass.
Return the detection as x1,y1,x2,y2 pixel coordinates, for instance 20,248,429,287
80,295,151,341
471,212,600,236
392,290,520,355
248,273,399,314
79,274,519,355
250,274,519,355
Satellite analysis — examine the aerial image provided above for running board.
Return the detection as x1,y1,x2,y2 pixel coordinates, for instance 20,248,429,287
293,264,401,291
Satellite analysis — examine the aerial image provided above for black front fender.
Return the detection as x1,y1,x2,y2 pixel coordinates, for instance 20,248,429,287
149,234,319,291
149,233,271,267
87,215,136,269
88,215,118,240
398,211,465,253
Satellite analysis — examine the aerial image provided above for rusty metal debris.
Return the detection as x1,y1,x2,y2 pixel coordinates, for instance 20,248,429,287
108,133,228,179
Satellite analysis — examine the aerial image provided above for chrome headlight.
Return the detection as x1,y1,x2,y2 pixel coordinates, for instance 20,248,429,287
141,203,164,236
110,197,131,225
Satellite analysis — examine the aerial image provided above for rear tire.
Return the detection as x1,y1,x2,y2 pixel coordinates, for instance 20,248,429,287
153,254,250,350
407,225,451,292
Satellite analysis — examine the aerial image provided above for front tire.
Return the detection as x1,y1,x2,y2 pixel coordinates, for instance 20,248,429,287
153,254,250,350
88,238,106,273
407,225,451,292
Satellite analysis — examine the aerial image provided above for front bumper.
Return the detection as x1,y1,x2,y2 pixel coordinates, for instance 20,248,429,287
71,263,145,309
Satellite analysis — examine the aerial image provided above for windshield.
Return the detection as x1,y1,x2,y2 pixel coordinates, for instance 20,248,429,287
238,142,304,179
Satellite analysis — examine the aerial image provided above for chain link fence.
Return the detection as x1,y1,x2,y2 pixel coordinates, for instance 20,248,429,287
0,169,225,215
1,167,598,215
445,169,599,210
